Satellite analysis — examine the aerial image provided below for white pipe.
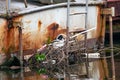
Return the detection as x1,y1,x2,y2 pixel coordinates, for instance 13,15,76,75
70,27,96,39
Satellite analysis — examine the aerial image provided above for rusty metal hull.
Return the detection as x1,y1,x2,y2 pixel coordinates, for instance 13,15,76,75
0,2,105,53
0,2,107,80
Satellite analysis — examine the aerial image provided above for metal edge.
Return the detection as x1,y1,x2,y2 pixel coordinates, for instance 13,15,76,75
0,1,105,18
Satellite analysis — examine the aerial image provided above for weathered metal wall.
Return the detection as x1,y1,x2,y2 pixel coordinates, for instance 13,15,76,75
0,2,107,80
0,4,104,53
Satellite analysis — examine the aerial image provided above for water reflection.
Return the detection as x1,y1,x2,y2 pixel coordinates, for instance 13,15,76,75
0,67,59,80
0,63,87,80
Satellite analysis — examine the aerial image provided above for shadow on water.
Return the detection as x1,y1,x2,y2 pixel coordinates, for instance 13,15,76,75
0,67,59,80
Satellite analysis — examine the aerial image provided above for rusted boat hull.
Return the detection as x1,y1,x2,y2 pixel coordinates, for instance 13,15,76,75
0,1,107,80
0,2,105,54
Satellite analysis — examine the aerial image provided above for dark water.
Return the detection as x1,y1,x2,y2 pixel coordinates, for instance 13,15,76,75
0,64,87,80
105,32,120,47
0,67,60,80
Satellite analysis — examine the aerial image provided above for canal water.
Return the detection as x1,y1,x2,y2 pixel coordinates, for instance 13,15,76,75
0,64,88,80
0,67,58,80
0,60,101,80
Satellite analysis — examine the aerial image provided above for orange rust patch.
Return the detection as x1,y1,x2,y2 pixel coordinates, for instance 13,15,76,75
96,7,106,45
47,22,59,31
4,26,16,56
22,32,31,49
46,22,66,40
0,19,7,53
38,20,42,31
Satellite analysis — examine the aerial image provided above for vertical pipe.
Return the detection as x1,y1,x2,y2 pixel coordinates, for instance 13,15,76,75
109,15,115,80
6,0,11,15
67,0,70,37
66,0,70,59
18,27,24,80
66,0,70,79
50,0,53,3
85,0,89,78
24,0,28,8
18,27,23,68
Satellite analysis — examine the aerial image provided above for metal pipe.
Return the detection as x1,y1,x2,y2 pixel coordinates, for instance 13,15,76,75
109,15,115,80
67,0,70,35
66,0,70,57
6,0,11,15
18,26,24,80
50,0,54,3
84,0,89,78
70,27,96,39
18,27,23,69
24,0,28,8
65,1,70,79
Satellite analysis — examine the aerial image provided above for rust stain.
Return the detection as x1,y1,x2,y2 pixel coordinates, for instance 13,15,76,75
38,20,42,31
0,19,8,53
96,7,105,44
46,22,66,40
47,22,59,40
1,21,66,55
13,27,19,50
96,7,108,79
22,32,31,49
4,25,16,57
47,22,59,31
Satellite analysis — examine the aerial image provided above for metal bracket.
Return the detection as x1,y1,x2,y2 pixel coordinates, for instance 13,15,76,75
101,7,115,16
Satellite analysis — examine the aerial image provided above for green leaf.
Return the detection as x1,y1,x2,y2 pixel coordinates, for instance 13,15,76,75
35,54,46,61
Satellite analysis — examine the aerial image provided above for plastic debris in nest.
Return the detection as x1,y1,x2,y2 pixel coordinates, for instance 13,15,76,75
52,34,66,49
